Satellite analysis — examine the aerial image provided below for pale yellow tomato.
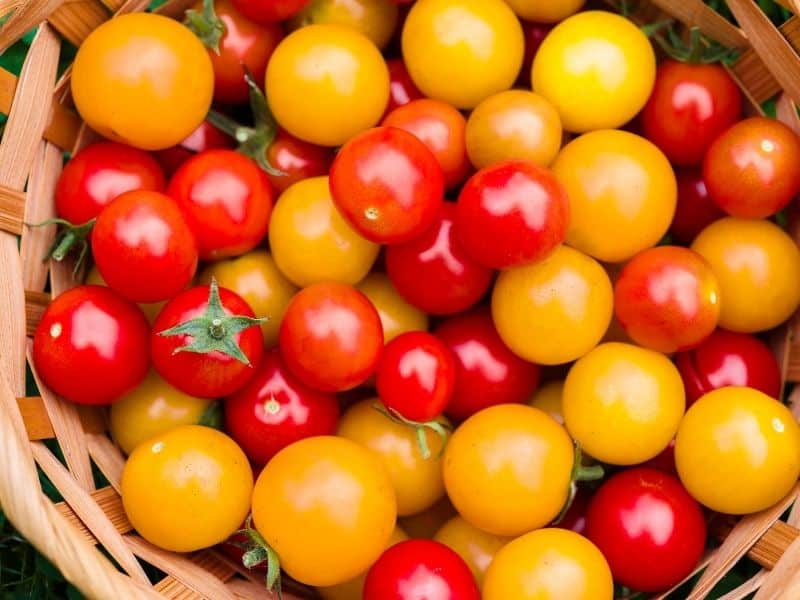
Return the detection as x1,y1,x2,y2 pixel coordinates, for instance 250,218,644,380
528,380,565,424
504,0,585,23
357,273,429,343
434,516,510,586
86,266,164,323
290,0,399,49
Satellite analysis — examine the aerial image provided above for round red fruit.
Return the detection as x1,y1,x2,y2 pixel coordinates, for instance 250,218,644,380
265,130,334,194
154,120,235,177
670,169,724,245
518,22,552,85
229,0,309,23
385,58,423,115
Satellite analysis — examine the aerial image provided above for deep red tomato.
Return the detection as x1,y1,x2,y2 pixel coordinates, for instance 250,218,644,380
641,60,742,167
518,21,552,85
674,328,782,405
383,99,470,189
670,168,724,245
455,160,569,269
154,120,235,177
386,203,494,315
364,539,480,600
585,468,706,593
32,285,150,405
376,331,456,423
329,126,445,244
614,246,721,353
279,282,384,392
265,129,334,193
224,349,339,466
229,0,309,23
151,283,264,398
167,149,274,260
642,439,677,475
385,58,423,115
434,308,541,422
703,116,800,218
91,190,198,303
55,141,165,225
558,487,590,535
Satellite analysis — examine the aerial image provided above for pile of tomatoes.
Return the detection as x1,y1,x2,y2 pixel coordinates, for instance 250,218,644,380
30,0,800,597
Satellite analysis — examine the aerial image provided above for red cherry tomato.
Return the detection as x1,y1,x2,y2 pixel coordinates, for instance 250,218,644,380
224,349,339,466
586,468,707,593
229,0,309,23
455,160,569,269
167,149,274,260
386,203,494,315
154,120,235,177
364,539,480,600
670,168,724,245
434,308,541,422
383,98,470,189
151,284,264,398
518,22,552,85
265,129,334,194
329,126,445,244
558,487,590,535
642,439,677,475
614,246,721,353
385,58,423,115
674,328,782,405
92,191,198,303
641,60,742,167
703,116,800,218
55,141,165,225
32,285,150,405
279,282,384,392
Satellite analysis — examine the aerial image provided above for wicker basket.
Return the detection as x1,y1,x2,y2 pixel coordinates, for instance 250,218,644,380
1,0,800,598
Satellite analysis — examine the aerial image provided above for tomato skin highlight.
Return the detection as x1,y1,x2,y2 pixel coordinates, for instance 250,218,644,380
33,285,150,405
670,168,724,245
154,120,235,177
385,58,424,116
265,130,334,194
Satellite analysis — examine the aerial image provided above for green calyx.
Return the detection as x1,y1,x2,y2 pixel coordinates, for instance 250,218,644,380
553,442,604,525
29,217,95,274
185,0,224,54
157,278,266,365
239,517,282,597
373,402,451,460
198,401,223,429
648,24,740,65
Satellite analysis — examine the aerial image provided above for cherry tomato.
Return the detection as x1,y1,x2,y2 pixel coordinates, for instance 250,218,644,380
32,286,150,405
386,203,494,315
675,328,782,405
563,342,686,465
456,160,570,269
85,266,164,324
642,439,677,475
110,370,211,455
266,25,389,146
224,350,339,465
518,22,552,85
465,90,562,170
492,245,613,365
167,149,273,260
151,284,264,398
121,425,252,552
506,0,584,22
675,386,800,514
72,13,213,150
670,168,725,245
339,399,448,516
533,11,655,133
290,0,399,49
483,528,613,600
329,126,445,244
528,379,565,424
444,404,575,536
91,191,198,303
586,468,706,593
614,246,721,353
279,282,383,392
265,130,334,194
434,308,541,422
402,0,523,109
269,177,380,286
357,273,429,343
385,58,423,115
552,129,677,263
691,217,800,332
154,120,235,177
230,0,310,22
252,436,397,586
559,487,590,535
55,142,165,225
434,516,510,586
364,540,480,600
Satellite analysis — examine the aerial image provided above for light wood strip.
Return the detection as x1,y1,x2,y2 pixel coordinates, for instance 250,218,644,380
718,572,766,600
86,433,125,493
755,534,800,598
0,183,25,235
48,0,109,47
54,485,132,545
25,289,48,336
649,0,748,47
0,0,66,54
17,396,104,440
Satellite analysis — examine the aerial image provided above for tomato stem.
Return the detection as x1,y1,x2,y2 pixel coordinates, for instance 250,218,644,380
553,443,605,525
648,24,740,65
184,0,224,54
198,401,223,429
373,403,451,460
28,217,95,274
239,517,283,598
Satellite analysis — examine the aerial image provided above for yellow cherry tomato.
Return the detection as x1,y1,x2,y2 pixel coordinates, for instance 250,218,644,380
466,90,563,169
399,496,457,539
552,130,677,263
357,273,429,343
290,0,399,49
252,436,397,586
691,217,800,333
121,425,252,552
503,0,585,23
402,0,524,109
492,245,613,365
483,528,613,600
532,11,656,133
338,399,448,516
72,14,213,150
675,387,800,515
269,177,380,286
266,25,389,146
443,404,574,537
529,380,565,424
563,342,685,465
434,516,510,586
86,266,164,323
197,251,297,347
110,371,211,455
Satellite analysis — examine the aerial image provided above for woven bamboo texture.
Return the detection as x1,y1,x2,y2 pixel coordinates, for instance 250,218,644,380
0,0,799,598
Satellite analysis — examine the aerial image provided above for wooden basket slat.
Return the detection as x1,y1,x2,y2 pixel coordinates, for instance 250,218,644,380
0,183,25,234
54,485,131,545
86,433,125,493
718,572,766,600
24,288,47,335
0,0,66,54
48,0,109,47
648,0,749,47
17,395,105,440
753,535,800,599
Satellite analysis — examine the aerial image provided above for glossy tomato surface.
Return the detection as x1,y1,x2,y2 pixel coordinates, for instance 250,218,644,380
506,0,584,22
357,273,429,343
434,516,510,587
670,168,724,245
230,0,309,22
290,0,399,49
154,120,235,177
385,58,424,115
265,130,334,194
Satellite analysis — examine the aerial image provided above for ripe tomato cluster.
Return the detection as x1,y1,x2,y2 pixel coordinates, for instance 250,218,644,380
33,0,800,598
